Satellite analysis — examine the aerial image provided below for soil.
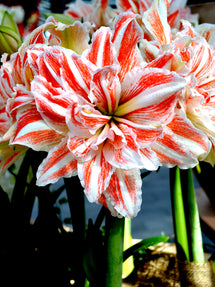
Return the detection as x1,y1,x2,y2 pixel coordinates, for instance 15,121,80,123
122,243,180,287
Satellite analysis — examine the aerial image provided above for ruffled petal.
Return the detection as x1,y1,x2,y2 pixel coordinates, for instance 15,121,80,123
139,147,160,170
11,105,62,151
112,12,143,80
115,68,186,125
85,26,116,68
7,86,34,121
18,21,58,57
103,120,162,169
0,58,16,103
98,168,142,218
0,107,11,137
187,96,215,146
89,66,121,114
115,118,162,147
152,109,211,168
60,51,95,100
116,0,151,13
67,135,97,161
142,0,171,45
36,138,77,186
78,149,115,202
32,76,72,134
28,46,63,87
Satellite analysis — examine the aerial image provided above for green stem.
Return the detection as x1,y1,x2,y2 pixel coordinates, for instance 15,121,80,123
104,213,125,287
180,169,204,263
170,166,190,261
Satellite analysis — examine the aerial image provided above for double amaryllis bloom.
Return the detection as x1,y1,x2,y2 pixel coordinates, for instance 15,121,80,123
0,0,215,217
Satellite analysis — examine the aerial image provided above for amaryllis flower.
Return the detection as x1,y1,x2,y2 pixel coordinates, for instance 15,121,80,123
11,13,187,217
0,17,88,176
168,21,215,165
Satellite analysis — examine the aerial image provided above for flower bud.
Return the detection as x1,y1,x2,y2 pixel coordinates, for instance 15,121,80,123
0,10,22,55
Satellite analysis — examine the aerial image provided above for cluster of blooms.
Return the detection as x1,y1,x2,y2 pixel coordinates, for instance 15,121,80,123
1,0,215,218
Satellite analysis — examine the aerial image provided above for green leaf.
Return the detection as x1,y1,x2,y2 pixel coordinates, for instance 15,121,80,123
123,235,169,262
44,13,76,25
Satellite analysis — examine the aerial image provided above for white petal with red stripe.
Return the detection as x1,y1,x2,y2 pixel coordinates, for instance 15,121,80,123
78,149,115,202
152,110,211,168
142,0,171,45
32,76,72,134
115,68,186,125
11,105,62,151
36,138,77,186
112,12,143,80
89,66,121,114
99,168,142,218
85,26,116,68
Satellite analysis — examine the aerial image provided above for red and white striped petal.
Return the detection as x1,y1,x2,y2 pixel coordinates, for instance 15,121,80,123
85,27,116,68
115,118,162,147
142,0,171,45
189,40,215,86
67,135,97,161
89,66,121,114
66,102,93,139
0,143,27,177
112,12,143,81
32,76,72,134
103,120,161,169
145,52,175,69
116,0,140,13
36,138,77,186
7,86,33,121
0,107,11,138
77,104,111,134
78,149,115,202
116,0,151,15
139,39,160,63
152,110,211,168
66,101,110,140
65,0,94,20
0,59,16,103
196,24,215,47
187,96,215,146
98,168,142,218
18,21,58,57
28,46,63,87
11,105,62,151
115,68,186,125
60,51,95,100
139,147,160,170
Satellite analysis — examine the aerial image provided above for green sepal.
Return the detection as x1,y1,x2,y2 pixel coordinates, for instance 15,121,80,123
44,13,76,25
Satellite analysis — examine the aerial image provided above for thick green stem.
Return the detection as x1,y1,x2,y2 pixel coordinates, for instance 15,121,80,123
104,213,125,287
170,166,190,261
180,169,205,263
